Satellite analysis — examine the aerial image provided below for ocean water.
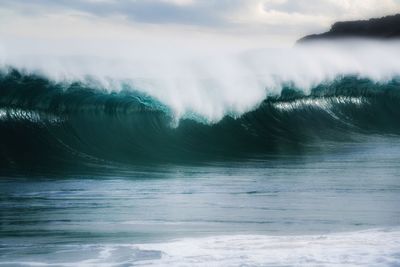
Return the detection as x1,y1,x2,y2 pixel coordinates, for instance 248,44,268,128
1,42,400,266
1,137,400,266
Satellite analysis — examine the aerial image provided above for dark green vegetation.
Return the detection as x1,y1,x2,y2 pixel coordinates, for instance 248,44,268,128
298,14,400,42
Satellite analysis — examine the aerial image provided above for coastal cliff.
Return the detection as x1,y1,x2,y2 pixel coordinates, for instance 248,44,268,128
298,14,400,43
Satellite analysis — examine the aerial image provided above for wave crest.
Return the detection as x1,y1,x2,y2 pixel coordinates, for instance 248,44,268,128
2,40,400,121
0,70,400,169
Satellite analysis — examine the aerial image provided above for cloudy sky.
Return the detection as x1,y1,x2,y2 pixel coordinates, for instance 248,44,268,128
1,0,400,46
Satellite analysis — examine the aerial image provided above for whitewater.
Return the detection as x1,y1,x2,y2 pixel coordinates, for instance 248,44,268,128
1,39,400,122
2,230,400,266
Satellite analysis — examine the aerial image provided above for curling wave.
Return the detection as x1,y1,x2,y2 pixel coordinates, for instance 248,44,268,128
1,70,400,170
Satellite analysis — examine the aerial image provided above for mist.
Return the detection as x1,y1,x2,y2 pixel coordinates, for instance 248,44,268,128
1,37,400,121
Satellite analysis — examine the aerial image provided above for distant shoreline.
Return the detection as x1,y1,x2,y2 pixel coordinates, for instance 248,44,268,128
298,13,400,43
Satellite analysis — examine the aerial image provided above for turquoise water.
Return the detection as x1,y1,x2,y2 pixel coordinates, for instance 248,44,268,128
1,137,400,266
1,72,400,265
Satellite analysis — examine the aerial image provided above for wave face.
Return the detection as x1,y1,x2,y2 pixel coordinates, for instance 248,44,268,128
1,70,400,170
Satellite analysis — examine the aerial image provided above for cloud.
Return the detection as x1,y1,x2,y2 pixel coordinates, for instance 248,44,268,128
0,0,242,26
0,0,399,43
1,0,398,25
262,0,400,20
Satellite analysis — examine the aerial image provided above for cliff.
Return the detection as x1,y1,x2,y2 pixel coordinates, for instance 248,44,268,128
298,14,400,43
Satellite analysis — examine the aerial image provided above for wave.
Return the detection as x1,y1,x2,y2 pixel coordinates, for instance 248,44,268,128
0,69,400,170
2,40,400,121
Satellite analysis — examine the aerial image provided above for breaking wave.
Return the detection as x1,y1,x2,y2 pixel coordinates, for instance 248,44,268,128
0,68,400,170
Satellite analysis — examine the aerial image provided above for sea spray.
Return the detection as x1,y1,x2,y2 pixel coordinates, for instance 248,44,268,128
1,40,400,121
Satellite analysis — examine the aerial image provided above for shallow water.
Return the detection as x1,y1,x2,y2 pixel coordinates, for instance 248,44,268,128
1,137,400,266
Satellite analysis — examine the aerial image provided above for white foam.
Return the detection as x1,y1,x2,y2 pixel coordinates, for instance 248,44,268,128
132,229,400,266
0,108,63,124
2,229,399,267
1,39,400,122
273,96,367,112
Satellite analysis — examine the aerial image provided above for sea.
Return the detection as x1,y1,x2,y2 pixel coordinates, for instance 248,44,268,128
1,42,400,266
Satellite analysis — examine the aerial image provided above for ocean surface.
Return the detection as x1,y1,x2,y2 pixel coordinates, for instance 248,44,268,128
1,67,400,266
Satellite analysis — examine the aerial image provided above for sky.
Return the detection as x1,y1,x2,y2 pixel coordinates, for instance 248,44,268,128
1,0,400,46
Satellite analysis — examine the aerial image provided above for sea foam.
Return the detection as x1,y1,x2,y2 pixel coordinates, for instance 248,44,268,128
1,229,399,266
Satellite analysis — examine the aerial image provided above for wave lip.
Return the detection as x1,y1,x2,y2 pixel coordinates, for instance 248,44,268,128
2,39,400,122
